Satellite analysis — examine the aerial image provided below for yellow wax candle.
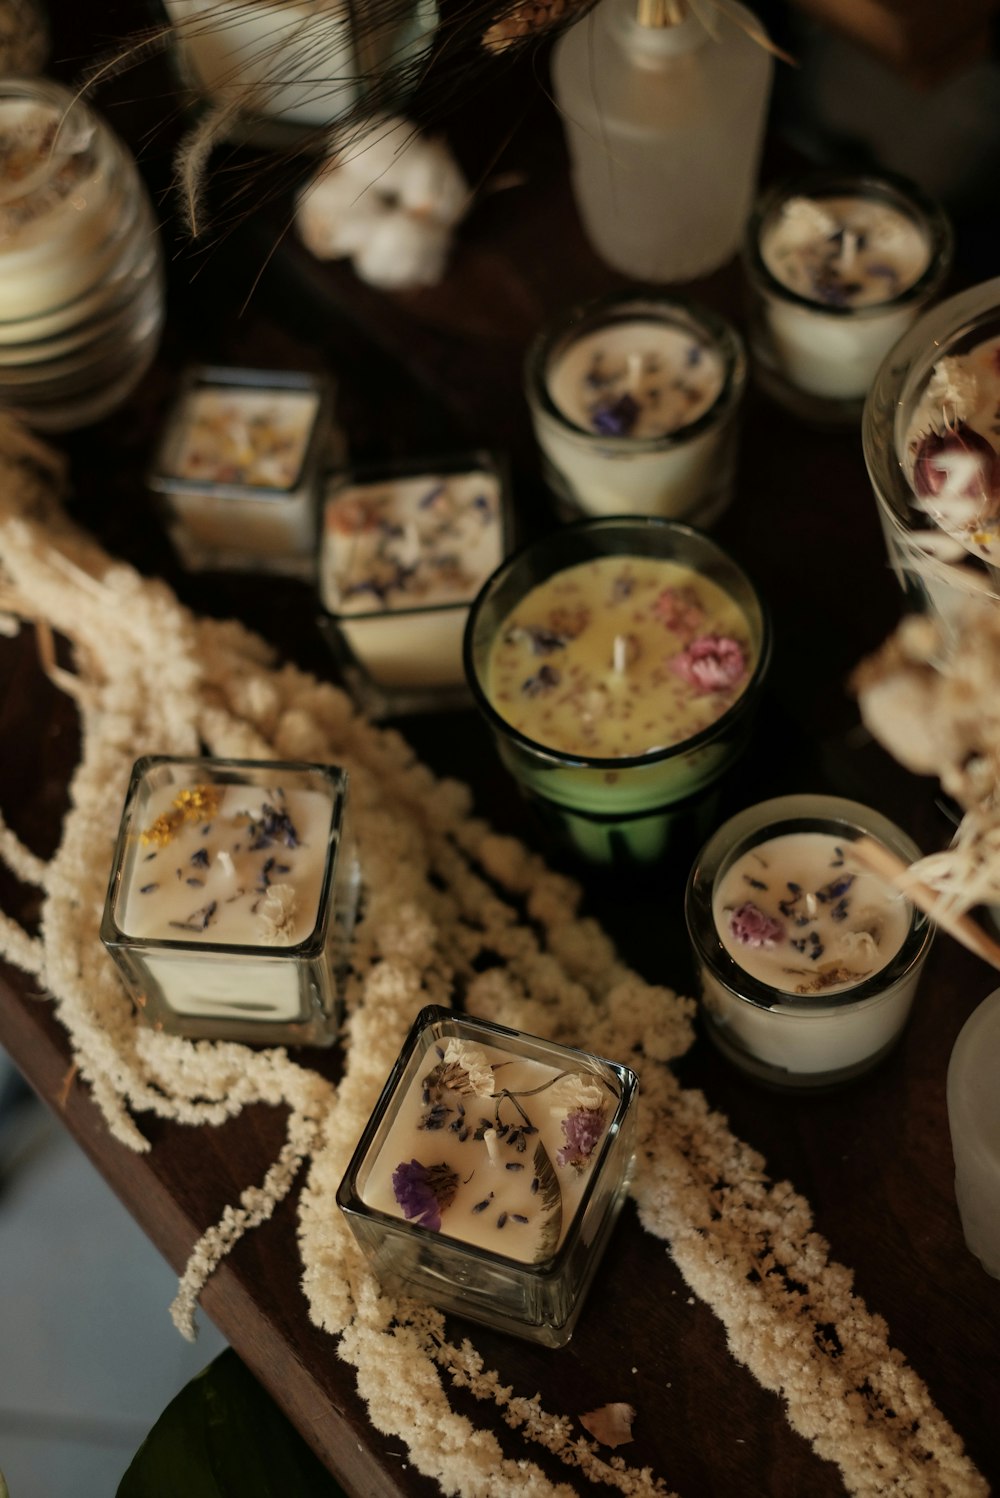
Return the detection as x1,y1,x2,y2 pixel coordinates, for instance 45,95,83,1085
484,555,755,758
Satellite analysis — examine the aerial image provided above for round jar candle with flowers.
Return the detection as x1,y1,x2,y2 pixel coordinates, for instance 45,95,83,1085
464,516,770,865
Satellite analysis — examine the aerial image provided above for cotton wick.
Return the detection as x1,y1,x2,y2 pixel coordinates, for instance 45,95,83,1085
838,229,858,270
483,1127,501,1166
612,633,628,676
625,352,645,397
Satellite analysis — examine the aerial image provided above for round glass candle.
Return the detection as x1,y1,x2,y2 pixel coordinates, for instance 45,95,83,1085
947,988,1000,1280
525,292,746,527
685,794,933,1088
744,171,951,426
864,276,1000,628
464,517,770,866
0,78,165,430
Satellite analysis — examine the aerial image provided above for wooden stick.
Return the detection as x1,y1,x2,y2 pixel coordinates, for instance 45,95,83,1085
852,834,1000,972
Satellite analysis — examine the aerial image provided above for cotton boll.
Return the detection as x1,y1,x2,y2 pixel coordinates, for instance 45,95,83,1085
335,115,469,227
352,211,452,290
297,165,393,260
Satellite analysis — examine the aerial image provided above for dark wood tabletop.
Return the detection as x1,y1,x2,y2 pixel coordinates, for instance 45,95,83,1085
1,5,999,1495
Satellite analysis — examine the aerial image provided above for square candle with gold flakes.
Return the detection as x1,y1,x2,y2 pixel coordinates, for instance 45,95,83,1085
149,366,336,575
100,756,359,1046
337,1007,638,1345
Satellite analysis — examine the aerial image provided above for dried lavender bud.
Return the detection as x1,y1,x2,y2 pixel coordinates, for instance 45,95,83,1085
590,392,640,437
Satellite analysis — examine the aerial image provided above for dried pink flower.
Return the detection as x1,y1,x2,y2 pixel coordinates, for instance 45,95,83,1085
652,585,704,635
729,901,784,948
557,1106,605,1169
670,635,746,695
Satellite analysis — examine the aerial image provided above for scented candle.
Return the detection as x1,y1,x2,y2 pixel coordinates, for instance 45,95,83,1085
149,367,335,575
864,278,1000,625
686,795,932,1087
318,453,511,714
464,517,770,865
337,1006,638,1345
947,988,1000,1280
745,172,951,424
101,756,359,1046
525,292,745,526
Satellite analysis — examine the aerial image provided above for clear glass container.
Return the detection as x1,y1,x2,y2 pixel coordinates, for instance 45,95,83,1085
337,1005,638,1347
744,169,952,427
525,291,745,528
149,366,337,576
317,450,514,718
685,794,933,1089
552,0,772,282
100,756,360,1047
0,77,165,431
947,988,1000,1279
463,516,770,867
864,276,1000,629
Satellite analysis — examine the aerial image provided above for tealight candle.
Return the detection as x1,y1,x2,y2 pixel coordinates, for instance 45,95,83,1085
318,452,512,716
865,278,1000,626
525,292,746,526
100,756,359,1046
149,366,336,576
685,794,932,1087
744,171,951,425
464,517,770,865
337,1005,638,1346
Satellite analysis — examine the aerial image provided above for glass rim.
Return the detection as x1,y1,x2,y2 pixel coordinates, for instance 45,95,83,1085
523,288,746,450
462,514,772,773
100,753,350,959
336,1003,638,1278
685,793,934,1013
743,168,953,320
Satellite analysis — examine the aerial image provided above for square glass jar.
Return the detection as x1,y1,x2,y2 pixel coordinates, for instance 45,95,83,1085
337,1005,638,1346
100,755,359,1047
317,450,513,718
149,365,336,575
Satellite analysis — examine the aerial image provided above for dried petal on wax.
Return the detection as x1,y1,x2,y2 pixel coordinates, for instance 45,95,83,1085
579,1402,636,1448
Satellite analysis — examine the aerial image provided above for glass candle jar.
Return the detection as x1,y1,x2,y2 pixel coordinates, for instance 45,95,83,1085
317,451,514,718
864,276,1000,629
464,516,770,867
744,170,952,427
685,794,933,1089
149,366,337,576
525,292,746,527
100,756,360,1047
337,1005,638,1347
947,988,1000,1280
0,77,165,431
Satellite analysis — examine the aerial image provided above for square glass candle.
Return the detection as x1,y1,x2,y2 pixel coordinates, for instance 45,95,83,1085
685,794,933,1089
100,756,359,1047
149,366,336,575
317,451,512,717
525,291,746,528
464,516,770,867
337,1006,638,1347
743,170,952,427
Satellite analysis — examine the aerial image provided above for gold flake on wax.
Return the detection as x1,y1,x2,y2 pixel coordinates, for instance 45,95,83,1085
140,785,225,848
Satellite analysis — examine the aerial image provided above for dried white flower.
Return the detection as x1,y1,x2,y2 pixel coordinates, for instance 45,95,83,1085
547,1070,606,1115
442,1038,495,1097
255,883,298,945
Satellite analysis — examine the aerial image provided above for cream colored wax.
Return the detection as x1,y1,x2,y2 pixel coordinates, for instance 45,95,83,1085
362,1037,613,1262
484,554,753,758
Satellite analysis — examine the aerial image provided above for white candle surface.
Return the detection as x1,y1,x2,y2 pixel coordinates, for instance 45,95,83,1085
320,468,505,689
757,194,931,400
362,1037,615,1262
116,779,334,1020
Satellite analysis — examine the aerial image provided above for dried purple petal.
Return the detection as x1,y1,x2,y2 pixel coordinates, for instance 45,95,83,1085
590,392,640,437
522,663,561,697
556,1106,606,1170
729,901,784,948
391,1159,458,1232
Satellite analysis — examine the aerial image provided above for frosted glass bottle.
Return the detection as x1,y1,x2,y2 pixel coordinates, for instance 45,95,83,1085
552,0,773,282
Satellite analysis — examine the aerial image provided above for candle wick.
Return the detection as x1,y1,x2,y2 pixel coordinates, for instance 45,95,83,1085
838,229,857,270
625,352,645,397
612,633,628,676
483,1127,501,1166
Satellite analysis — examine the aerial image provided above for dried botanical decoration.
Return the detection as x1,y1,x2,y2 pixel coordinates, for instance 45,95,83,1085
579,1402,636,1448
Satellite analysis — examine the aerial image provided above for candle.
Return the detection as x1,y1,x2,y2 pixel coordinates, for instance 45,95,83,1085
745,171,951,424
464,517,770,866
101,756,359,1046
0,79,165,431
318,454,511,713
337,1006,638,1346
525,292,746,526
685,795,933,1087
947,988,1000,1279
163,0,438,132
149,367,335,575
864,277,1000,625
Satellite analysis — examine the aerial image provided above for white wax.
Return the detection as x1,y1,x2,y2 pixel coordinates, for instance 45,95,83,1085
320,469,504,688
536,318,732,520
362,1038,612,1262
707,830,916,1074
758,195,931,400
117,780,333,1020
161,386,322,554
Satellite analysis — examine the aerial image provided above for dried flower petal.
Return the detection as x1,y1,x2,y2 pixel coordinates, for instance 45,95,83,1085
729,901,784,947
391,1160,459,1231
557,1105,606,1169
579,1402,635,1448
912,423,1000,511
441,1038,495,1097
651,585,704,634
670,635,746,695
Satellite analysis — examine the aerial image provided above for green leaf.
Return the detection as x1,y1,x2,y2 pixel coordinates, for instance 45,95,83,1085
116,1348,348,1498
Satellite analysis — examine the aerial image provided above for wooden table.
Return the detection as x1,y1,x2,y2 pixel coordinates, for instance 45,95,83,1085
1,6,999,1494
